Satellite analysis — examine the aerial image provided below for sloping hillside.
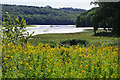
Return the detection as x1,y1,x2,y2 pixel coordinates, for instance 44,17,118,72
2,4,86,25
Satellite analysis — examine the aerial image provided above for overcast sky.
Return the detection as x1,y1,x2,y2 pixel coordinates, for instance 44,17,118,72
0,0,97,10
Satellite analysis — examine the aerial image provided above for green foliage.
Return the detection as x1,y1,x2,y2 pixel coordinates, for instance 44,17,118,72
75,8,95,27
2,43,119,78
2,12,34,45
2,4,85,25
75,2,120,36
91,2,120,36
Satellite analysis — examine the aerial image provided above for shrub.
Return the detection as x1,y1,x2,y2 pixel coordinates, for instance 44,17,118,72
59,39,88,47
2,12,34,45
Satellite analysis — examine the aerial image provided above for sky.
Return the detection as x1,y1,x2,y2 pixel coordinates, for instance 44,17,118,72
0,0,97,10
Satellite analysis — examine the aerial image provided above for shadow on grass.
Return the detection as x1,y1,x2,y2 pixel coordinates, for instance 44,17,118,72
93,32,120,37
60,39,88,47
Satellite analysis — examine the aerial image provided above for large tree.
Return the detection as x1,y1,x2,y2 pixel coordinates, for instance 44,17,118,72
91,2,120,36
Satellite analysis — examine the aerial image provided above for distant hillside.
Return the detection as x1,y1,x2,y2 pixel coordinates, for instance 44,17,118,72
60,8,86,12
2,4,86,25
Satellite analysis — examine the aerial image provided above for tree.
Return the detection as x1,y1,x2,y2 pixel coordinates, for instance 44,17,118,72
2,12,34,45
91,2,120,36
75,8,94,27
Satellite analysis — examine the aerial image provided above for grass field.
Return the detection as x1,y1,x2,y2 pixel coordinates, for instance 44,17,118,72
25,25,36,27
0,25,36,27
28,29,119,47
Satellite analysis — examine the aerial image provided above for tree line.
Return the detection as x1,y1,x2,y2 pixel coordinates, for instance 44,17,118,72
2,4,86,25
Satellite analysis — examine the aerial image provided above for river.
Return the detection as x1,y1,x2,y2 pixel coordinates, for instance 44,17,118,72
25,25,93,36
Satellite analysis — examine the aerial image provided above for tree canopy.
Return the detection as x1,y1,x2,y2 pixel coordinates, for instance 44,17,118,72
2,4,86,25
91,2,120,35
75,8,95,27
75,2,120,36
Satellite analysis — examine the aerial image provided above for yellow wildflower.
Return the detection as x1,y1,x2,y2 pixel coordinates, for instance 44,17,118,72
9,68,11,70
43,66,45,68
4,58,8,60
46,64,48,67
11,56,13,58
74,60,78,62
116,64,118,67
100,75,103,78
69,72,72,74
79,54,82,57
5,64,8,66
78,73,81,76
29,66,32,69
48,69,51,72
38,65,41,68
82,70,85,73
30,61,33,64
20,61,23,64
65,62,68,65
27,56,30,59
9,62,13,66
86,65,88,67
13,66,17,69
50,59,53,61
25,63,29,66
80,66,82,68
108,64,111,66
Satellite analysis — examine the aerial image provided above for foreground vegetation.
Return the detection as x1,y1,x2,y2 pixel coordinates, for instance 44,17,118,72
1,3,120,78
2,42,119,78
2,29,119,78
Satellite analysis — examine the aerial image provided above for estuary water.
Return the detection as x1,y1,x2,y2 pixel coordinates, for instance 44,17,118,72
25,25,93,36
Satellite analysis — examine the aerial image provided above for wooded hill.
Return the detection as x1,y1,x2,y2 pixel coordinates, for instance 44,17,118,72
2,4,86,25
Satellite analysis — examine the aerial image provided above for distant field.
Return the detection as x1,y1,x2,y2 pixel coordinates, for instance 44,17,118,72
28,29,119,46
0,25,35,27
26,25,36,27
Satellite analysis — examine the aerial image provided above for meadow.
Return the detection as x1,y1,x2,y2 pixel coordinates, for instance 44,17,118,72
0,25,2,79
2,29,120,78
28,29,119,47
2,42,119,78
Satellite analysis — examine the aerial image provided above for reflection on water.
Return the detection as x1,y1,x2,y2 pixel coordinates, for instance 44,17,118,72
25,25,93,36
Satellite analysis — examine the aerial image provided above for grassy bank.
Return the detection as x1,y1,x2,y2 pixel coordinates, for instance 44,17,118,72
26,25,36,27
28,29,119,47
